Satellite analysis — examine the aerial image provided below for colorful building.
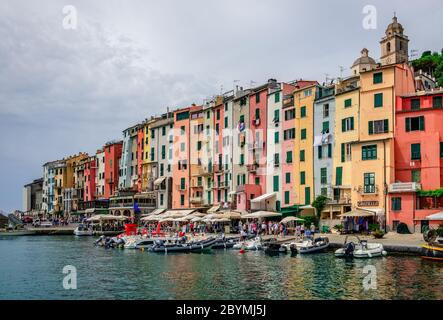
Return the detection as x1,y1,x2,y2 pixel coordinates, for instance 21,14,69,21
388,90,443,232
104,141,122,198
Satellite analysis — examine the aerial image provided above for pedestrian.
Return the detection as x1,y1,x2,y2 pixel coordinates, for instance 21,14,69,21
310,223,316,238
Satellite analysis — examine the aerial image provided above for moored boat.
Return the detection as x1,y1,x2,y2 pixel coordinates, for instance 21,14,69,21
73,224,94,236
353,241,387,258
421,231,443,261
148,237,218,253
297,237,329,254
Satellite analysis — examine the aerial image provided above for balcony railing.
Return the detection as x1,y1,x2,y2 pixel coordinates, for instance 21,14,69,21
190,197,203,204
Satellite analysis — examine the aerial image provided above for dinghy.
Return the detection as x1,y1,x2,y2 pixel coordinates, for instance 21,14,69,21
297,237,329,254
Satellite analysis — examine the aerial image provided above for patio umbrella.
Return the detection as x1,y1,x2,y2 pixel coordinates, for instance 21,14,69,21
281,216,305,224
191,217,203,222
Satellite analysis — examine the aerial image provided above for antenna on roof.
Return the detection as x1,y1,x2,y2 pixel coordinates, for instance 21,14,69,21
339,66,346,78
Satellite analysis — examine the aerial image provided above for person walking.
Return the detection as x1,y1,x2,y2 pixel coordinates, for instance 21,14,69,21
310,223,316,239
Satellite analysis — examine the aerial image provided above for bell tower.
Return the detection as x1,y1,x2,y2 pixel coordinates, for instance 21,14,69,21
380,15,409,66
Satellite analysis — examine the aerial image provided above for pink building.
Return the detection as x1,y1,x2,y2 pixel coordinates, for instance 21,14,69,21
84,157,96,202
388,90,443,232
104,141,122,199
213,97,225,204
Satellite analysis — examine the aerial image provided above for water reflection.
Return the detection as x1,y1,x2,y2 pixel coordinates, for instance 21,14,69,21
0,237,442,300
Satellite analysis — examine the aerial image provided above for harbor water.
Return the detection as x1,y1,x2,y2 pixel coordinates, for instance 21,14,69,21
0,236,442,300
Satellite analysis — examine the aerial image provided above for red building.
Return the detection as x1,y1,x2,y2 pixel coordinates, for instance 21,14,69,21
388,90,443,232
84,156,96,201
104,141,123,198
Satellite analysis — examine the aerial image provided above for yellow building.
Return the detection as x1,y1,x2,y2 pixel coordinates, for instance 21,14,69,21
293,83,317,215
332,76,360,206
141,119,152,192
351,63,415,227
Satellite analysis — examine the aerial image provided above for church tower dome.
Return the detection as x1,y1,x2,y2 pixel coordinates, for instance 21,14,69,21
351,48,377,75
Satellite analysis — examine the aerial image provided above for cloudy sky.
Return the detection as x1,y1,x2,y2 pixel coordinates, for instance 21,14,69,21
1,0,442,212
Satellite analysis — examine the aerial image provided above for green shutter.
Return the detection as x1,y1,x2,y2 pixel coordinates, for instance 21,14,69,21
285,172,291,183
342,119,346,132
405,118,411,132
328,144,332,158
318,146,322,159
300,171,306,185
286,151,292,163
300,150,305,161
274,109,279,122
433,96,442,108
344,99,352,108
275,132,279,143
384,119,389,133
341,143,345,162
322,121,329,133
275,92,280,103
350,117,354,130
301,129,306,140
273,176,279,192
411,144,421,160
305,187,311,205
336,167,343,186
368,121,374,135
374,93,383,107
373,72,383,84
419,116,425,131
284,191,290,204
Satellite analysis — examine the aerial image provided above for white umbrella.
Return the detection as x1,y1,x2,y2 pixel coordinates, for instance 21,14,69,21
191,217,203,222
243,211,282,219
281,216,305,224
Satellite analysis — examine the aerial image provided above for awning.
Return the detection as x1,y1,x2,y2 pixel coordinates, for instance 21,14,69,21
250,192,277,203
207,205,220,213
243,211,282,219
85,208,109,215
149,208,166,216
357,207,385,216
154,177,167,186
164,209,195,218
338,210,375,218
426,212,443,221
281,216,304,224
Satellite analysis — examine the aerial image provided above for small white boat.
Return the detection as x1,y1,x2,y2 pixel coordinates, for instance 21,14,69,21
233,237,263,251
353,241,387,258
297,237,329,254
73,224,94,236
123,235,142,249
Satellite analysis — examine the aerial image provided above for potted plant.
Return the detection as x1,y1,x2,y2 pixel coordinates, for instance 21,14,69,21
372,229,385,239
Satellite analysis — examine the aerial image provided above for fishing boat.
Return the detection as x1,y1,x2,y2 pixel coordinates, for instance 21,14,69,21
297,237,329,254
148,237,218,253
73,224,94,236
421,230,443,261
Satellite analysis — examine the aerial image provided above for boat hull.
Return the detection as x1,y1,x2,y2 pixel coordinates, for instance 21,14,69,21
421,244,443,261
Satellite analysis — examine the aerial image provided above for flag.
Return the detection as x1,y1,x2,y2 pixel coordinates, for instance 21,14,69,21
134,202,141,214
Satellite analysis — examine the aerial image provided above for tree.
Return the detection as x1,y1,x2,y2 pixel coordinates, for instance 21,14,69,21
311,195,329,221
412,49,443,87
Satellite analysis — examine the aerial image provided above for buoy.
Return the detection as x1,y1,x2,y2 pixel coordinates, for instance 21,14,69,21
239,249,245,254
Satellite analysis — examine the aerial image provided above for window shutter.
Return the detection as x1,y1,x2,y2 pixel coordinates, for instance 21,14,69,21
350,117,354,130
341,143,345,162
419,116,425,131
318,146,322,159
405,118,411,132
384,119,389,133
328,144,332,158
336,167,343,186
368,121,374,135
342,119,346,132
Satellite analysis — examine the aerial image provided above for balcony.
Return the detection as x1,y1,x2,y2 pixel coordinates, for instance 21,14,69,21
190,197,203,204
388,182,421,193
247,164,258,173
355,185,380,195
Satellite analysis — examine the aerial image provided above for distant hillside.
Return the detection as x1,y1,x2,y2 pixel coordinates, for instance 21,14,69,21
412,50,443,87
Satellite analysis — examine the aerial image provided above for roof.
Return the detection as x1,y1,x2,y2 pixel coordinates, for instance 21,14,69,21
401,89,443,98
352,48,377,68
251,192,277,203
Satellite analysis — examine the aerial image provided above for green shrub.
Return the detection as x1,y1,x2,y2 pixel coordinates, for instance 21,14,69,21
372,229,385,239
368,223,380,232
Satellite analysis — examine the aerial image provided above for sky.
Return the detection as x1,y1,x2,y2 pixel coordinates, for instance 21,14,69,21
1,0,442,212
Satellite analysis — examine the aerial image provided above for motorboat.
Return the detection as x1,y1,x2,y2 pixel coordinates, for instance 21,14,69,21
297,237,329,254
94,235,125,249
263,241,287,255
148,237,218,253
0,229,36,237
233,237,263,251
353,240,387,258
421,230,443,261
335,236,386,258
211,236,240,249
73,224,94,236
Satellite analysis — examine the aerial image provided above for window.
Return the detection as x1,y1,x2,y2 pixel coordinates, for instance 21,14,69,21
197,141,202,151
369,119,389,134
341,143,352,162
284,128,296,140
216,109,220,120
321,188,328,196
301,129,307,140
255,93,260,103
322,121,329,133
441,142,443,158
255,108,260,120
405,116,425,132
206,111,210,119
323,104,329,118
362,145,377,160
224,117,228,128
342,117,354,132
286,151,293,163
285,109,295,120
255,177,260,185
180,178,186,190
285,172,291,184
374,93,383,108
240,154,244,166
180,126,185,135
161,145,166,159
364,173,375,193
300,106,306,118
300,150,305,162
344,98,352,108
274,109,280,122
180,143,185,152
411,169,421,183
320,168,327,184
274,132,279,143
433,96,442,108
373,72,383,84
318,146,323,159
239,115,245,123
300,171,306,185
304,89,312,97
411,143,421,160
305,187,311,205
411,98,421,110
275,92,280,103
284,191,290,205
327,144,332,158
273,176,279,192
180,195,185,206
391,197,402,211
225,103,228,111
336,167,343,186
274,153,280,166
